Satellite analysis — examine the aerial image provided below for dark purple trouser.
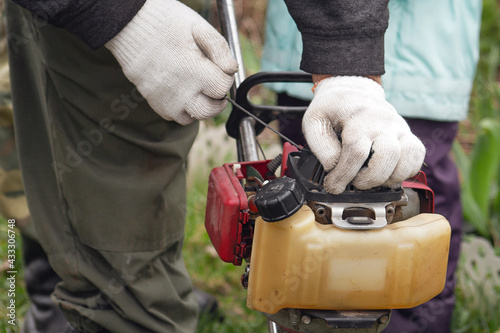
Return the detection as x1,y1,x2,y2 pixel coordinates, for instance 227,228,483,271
277,94,463,333
383,119,462,333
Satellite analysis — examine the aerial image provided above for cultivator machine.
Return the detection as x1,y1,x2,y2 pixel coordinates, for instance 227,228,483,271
204,1,452,332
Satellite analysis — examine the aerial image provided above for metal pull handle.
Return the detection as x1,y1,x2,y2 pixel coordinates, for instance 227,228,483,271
326,202,391,230
346,216,375,225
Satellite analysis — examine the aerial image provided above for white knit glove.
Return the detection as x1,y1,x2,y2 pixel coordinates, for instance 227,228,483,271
303,76,426,194
105,0,238,125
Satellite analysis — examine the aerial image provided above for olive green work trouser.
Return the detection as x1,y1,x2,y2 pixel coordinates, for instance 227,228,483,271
6,1,200,332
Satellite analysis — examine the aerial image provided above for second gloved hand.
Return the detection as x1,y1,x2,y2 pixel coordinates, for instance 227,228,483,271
106,0,238,125
303,76,426,194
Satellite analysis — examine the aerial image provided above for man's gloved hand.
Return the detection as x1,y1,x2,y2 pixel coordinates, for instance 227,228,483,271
303,76,426,194
106,0,238,125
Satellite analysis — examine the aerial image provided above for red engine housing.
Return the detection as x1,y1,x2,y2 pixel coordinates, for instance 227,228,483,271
205,144,435,266
205,160,272,265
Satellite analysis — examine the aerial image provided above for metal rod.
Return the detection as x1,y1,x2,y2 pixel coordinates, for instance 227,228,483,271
239,117,260,161
217,0,259,162
268,320,280,333
217,0,246,90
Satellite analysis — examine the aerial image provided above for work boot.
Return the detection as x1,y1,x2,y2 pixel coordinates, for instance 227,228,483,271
21,235,68,333
194,287,223,322
194,287,219,314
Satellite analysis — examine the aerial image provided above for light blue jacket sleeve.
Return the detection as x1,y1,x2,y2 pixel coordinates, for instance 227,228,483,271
383,0,482,121
261,0,482,122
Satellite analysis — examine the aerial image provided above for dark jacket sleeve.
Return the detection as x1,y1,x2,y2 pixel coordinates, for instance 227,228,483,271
284,0,389,76
11,0,146,49
12,0,388,75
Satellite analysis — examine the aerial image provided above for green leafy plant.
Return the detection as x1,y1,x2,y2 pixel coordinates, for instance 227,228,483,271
453,118,500,249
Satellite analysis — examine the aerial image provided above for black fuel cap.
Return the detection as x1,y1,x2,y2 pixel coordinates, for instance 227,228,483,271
254,176,304,222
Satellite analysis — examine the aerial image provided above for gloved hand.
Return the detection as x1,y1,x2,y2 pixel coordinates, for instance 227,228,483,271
106,0,238,125
303,76,426,194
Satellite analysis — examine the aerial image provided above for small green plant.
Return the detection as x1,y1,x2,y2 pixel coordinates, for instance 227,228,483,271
453,118,500,250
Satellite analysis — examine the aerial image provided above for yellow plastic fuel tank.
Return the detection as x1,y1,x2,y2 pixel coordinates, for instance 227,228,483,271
247,205,451,314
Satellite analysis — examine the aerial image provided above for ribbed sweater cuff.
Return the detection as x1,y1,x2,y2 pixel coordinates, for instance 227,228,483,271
66,0,147,49
105,0,166,67
300,33,385,76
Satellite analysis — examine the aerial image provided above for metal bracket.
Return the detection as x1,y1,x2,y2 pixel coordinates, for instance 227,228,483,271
321,202,393,230
265,308,391,333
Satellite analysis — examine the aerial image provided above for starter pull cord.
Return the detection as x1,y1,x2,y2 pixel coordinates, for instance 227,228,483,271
225,97,304,151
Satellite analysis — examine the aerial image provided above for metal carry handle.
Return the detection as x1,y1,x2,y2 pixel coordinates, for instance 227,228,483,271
225,71,312,140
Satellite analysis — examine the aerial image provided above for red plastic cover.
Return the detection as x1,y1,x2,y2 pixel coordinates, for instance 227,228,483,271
402,171,435,213
205,160,271,265
205,166,247,264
